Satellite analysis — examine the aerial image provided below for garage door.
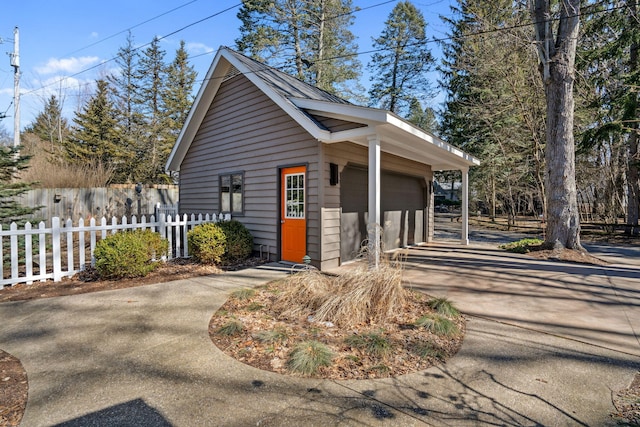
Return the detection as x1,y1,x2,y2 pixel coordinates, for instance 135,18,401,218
340,165,427,262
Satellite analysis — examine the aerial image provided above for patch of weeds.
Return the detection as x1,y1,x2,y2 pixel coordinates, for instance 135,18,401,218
231,288,256,300
413,341,446,360
344,332,394,359
415,314,459,337
499,238,544,254
345,355,360,363
247,302,264,312
216,319,244,336
215,309,228,316
253,328,289,343
427,297,460,318
287,340,333,375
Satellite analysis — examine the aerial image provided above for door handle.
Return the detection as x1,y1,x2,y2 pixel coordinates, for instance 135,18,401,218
281,220,285,224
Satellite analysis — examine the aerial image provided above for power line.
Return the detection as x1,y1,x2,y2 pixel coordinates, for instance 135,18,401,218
21,3,242,98
20,1,633,100
62,0,203,58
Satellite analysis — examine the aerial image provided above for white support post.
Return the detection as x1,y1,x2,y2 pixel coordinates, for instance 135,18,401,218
368,135,381,268
461,168,469,246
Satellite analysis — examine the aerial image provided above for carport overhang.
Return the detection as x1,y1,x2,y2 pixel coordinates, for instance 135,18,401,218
292,98,480,266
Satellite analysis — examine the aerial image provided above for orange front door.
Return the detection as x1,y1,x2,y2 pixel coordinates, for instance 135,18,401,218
281,166,307,263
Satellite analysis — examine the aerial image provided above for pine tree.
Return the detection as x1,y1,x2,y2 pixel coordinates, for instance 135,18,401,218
0,127,39,224
23,95,69,150
135,37,168,183
107,32,142,182
160,40,197,181
65,79,124,179
367,1,434,116
439,0,547,222
236,0,361,97
579,0,639,234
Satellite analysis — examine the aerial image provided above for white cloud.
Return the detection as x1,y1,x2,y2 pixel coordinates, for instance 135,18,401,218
186,42,215,55
34,56,101,75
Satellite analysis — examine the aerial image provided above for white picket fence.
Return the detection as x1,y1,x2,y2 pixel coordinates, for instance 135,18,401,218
0,213,229,289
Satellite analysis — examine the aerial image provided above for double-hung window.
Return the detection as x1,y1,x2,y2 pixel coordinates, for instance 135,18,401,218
220,172,244,214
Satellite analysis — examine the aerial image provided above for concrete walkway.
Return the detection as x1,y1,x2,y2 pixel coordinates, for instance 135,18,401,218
0,246,638,426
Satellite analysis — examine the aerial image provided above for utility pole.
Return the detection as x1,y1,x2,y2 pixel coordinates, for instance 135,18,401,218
10,27,20,148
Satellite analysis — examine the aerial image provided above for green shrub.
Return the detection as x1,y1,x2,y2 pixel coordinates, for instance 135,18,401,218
218,220,253,263
499,238,544,254
94,230,168,279
188,223,226,264
287,340,333,375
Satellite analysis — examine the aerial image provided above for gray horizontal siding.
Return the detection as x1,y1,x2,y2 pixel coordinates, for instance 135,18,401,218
179,73,321,262
320,141,434,265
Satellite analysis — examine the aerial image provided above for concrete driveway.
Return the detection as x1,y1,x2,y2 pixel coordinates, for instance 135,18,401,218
0,245,638,426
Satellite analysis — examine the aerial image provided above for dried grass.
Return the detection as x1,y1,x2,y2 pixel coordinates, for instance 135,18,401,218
275,255,406,328
273,269,332,319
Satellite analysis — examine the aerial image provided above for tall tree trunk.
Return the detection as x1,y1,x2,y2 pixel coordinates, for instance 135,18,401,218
531,0,582,250
626,0,639,235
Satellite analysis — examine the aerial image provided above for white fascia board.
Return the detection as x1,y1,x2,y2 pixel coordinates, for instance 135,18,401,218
385,115,480,167
165,49,229,172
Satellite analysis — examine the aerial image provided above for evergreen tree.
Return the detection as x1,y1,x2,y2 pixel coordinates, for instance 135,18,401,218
135,37,168,183
23,95,69,150
161,40,196,140
579,0,639,234
439,0,546,222
0,127,39,223
367,1,434,116
236,0,361,97
107,32,142,182
65,79,124,179
160,40,197,181
406,97,436,131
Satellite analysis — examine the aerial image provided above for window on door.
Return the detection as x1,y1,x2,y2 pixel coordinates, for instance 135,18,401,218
220,172,244,214
285,172,305,219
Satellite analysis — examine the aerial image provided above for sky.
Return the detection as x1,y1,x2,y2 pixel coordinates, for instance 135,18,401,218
0,0,457,135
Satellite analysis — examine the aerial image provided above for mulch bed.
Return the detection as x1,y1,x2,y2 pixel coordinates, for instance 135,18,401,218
0,350,27,427
209,280,466,380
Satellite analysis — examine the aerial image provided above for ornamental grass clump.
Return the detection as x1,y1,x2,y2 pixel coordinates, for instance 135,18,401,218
275,257,405,328
427,297,460,318
216,319,244,336
415,314,459,337
344,332,394,359
287,340,333,375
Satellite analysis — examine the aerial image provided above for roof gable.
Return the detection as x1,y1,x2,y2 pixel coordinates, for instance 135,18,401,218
166,46,479,172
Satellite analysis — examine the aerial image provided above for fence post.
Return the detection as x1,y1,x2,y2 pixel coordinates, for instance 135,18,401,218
52,217,62,282
25,222,33,285
10,222,18,280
